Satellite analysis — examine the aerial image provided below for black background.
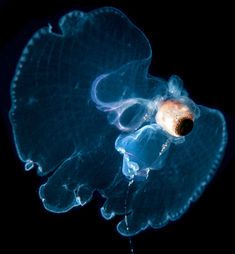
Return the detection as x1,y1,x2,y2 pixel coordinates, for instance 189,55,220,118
0,1,234,253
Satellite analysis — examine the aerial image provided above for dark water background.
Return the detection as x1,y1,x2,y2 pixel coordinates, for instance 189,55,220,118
0,1,234,253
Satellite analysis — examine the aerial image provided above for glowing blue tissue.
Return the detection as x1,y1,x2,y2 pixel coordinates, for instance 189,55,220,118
9,7,227,236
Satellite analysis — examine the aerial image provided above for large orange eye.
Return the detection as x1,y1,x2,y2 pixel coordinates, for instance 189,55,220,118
155,99,194,137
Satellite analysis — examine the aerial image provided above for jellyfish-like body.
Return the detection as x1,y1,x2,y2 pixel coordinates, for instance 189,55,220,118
9,7,227,236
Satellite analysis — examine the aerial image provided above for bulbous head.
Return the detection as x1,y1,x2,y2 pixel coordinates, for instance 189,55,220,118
155,99,195,137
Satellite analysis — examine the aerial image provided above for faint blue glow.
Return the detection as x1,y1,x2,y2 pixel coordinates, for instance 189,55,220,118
9,7,227,237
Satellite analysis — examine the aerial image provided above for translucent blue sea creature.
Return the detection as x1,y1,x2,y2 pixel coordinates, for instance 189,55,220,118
9,7,227,236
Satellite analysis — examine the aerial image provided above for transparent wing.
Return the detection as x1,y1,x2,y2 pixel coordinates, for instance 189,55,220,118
102,106,227,236
9,7,153,211
9,7,152,176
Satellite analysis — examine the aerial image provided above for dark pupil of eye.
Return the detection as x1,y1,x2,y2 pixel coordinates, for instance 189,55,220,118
177,118,194,136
